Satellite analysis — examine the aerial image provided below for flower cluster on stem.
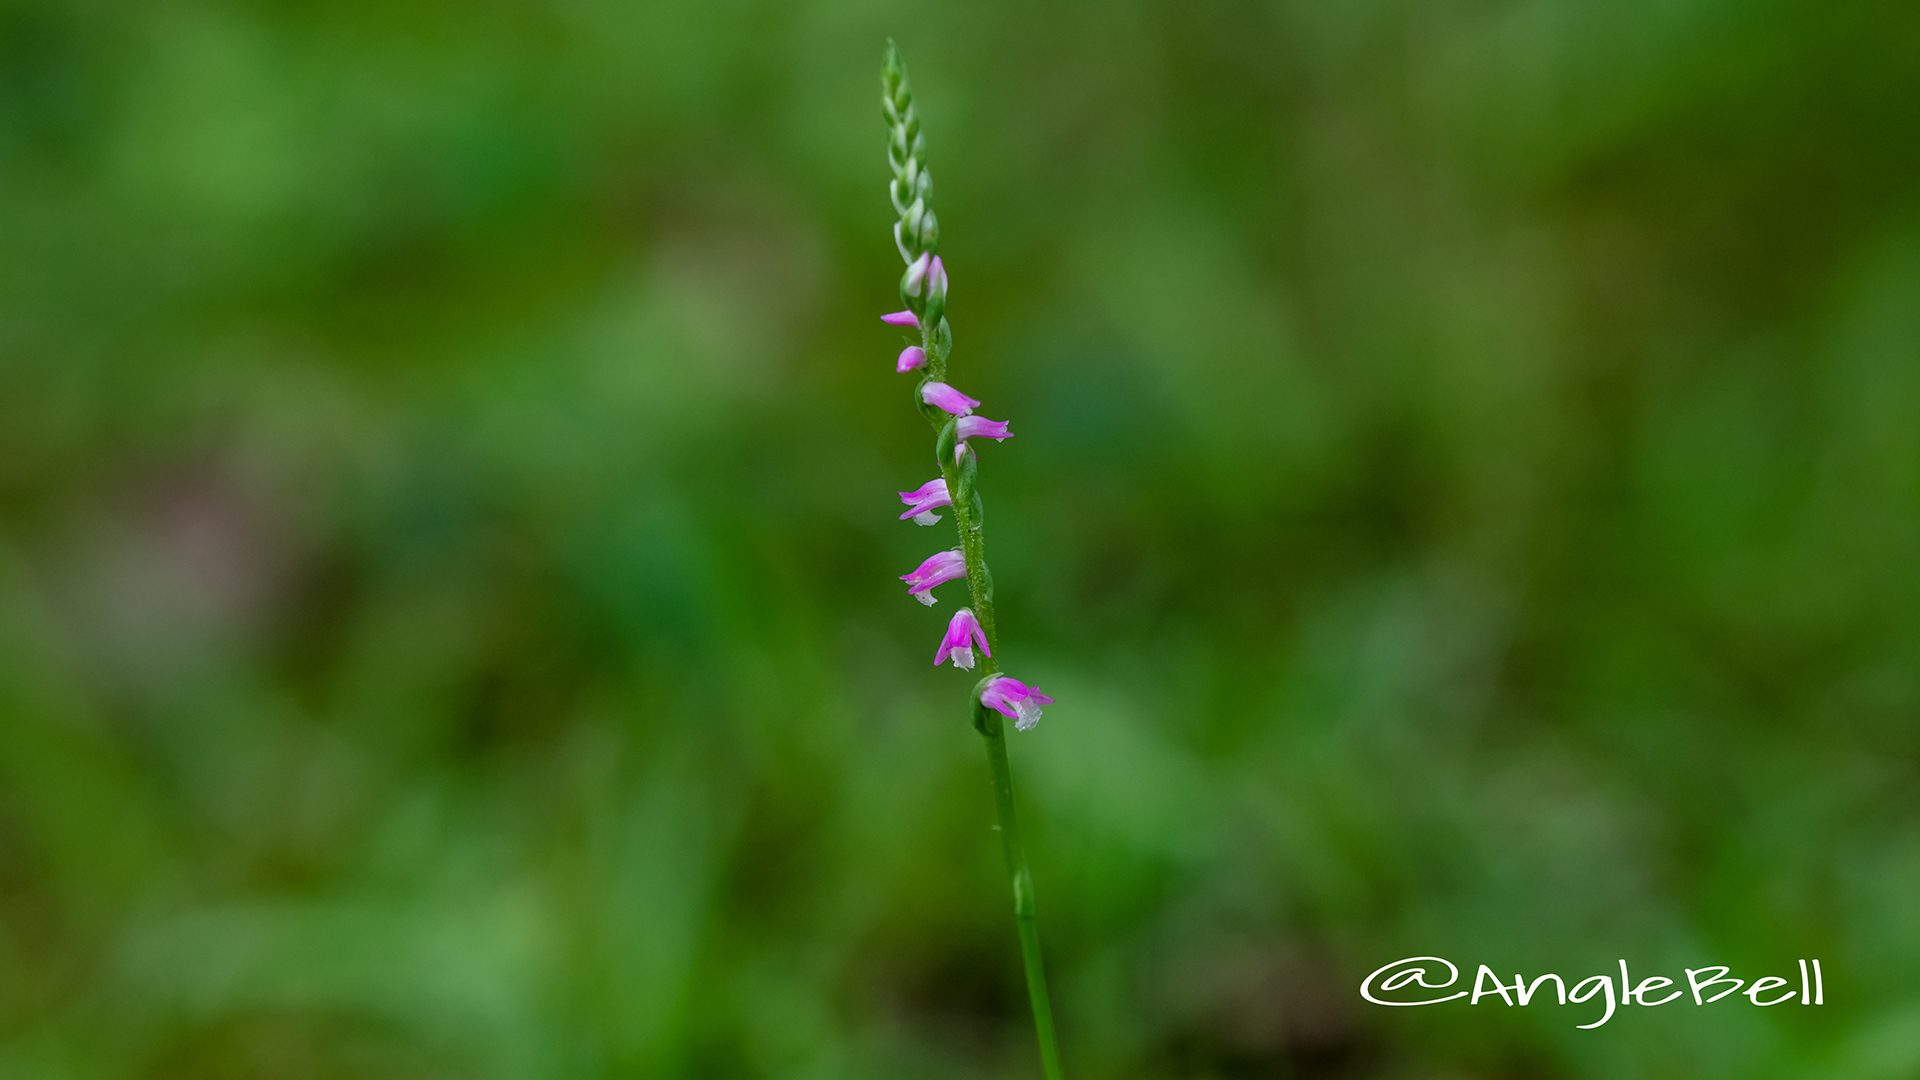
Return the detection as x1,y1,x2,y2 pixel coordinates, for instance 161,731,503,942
881,42,1048,726
877,41,1064,1080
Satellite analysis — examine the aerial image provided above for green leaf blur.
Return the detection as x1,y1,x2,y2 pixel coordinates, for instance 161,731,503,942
1,3,1915,1077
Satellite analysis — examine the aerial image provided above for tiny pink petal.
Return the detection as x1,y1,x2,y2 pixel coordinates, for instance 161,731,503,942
934,607,990,670
897,346,926,373
881,310,919,328
981,675,1052,731
955,415,1013,442
897,478,947,503
900,548,966,605
920,381,980,416
897,477,951,524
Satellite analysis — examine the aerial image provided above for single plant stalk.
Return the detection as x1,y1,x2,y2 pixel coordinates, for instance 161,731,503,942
978,704,1064,1080
942,422,1062,1080
880,41,1064,1079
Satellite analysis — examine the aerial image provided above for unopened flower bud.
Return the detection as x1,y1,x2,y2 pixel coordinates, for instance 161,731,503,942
903,251,932,297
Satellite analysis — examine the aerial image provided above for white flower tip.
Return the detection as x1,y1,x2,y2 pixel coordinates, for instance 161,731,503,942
911,511,941,526
904,251,931,296
913,592,937,606
1013,703,1041,732
952,647,975,671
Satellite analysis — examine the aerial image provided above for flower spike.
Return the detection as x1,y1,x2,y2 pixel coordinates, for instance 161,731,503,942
879,44,1063,1075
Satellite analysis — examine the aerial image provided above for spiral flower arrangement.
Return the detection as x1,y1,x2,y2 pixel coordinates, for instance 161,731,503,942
879,42,1064,1078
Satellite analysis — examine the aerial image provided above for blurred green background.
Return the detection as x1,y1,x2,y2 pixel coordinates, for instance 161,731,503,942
3,2,1918,1076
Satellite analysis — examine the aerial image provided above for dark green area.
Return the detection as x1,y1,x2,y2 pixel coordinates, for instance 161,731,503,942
2,3,1916,1076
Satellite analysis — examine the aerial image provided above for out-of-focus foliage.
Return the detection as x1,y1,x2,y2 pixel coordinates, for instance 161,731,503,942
2,2,1916,1076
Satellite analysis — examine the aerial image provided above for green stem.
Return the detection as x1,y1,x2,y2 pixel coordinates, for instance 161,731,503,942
888,39,1058,1076
979,708,1064,1080
929,396,1062,1078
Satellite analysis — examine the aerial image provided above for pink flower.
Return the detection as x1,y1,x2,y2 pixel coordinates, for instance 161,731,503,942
900,548,966,606
935,608,992,670
927,256,948,300
920,381,980,416
897,478,951,525
980,675,1053,732
897,346,926,373
954,415,1013,457
881,310,919,328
